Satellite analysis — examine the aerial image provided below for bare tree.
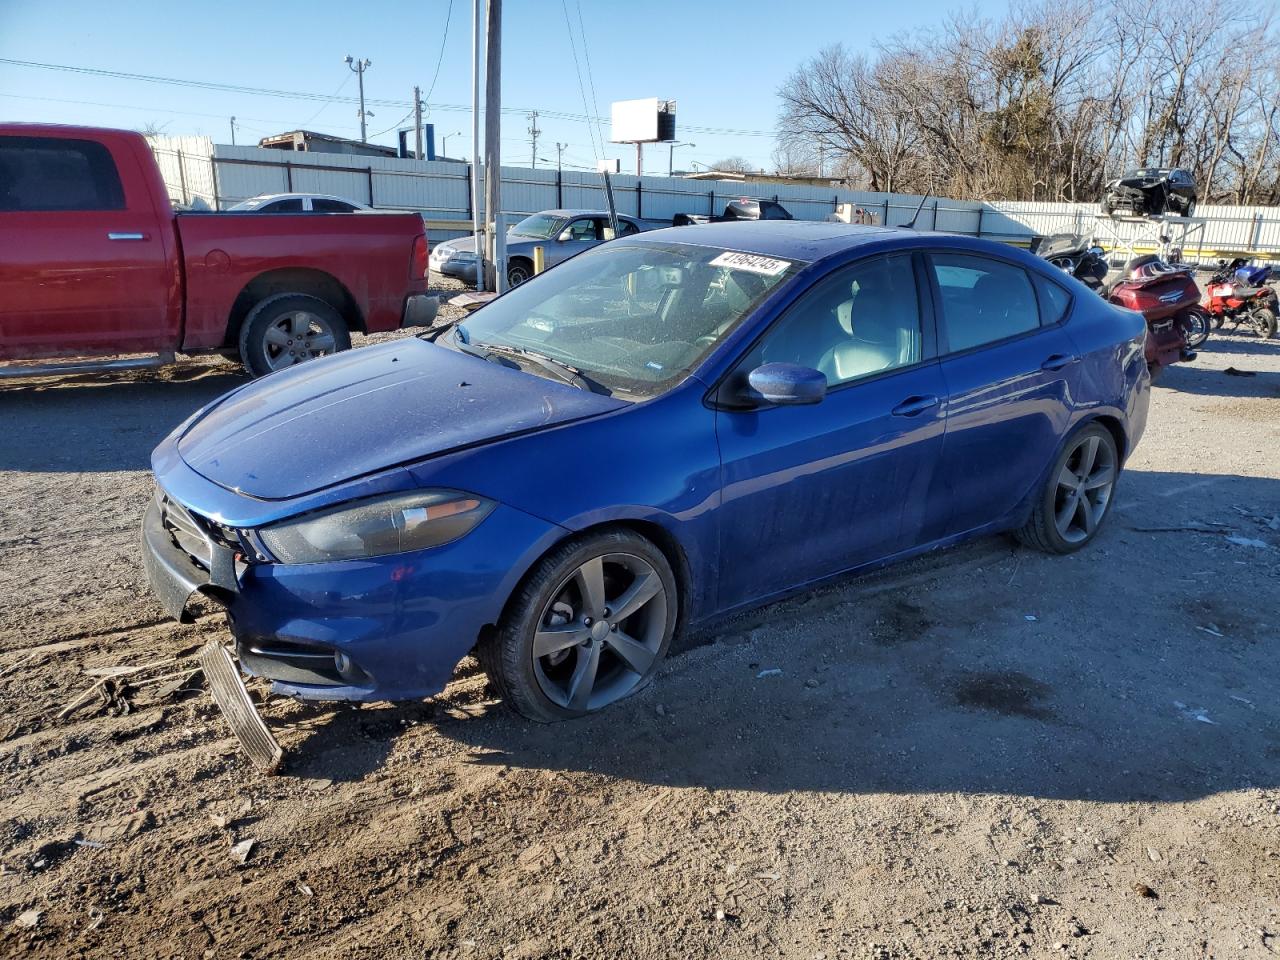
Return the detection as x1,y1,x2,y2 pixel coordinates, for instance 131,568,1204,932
708,156,755,174
775,0,1280,203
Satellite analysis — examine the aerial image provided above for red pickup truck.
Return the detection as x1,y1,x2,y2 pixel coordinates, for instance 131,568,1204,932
0,124,436,377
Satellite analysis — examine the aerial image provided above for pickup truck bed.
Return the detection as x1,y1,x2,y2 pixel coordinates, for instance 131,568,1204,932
0,123,435,377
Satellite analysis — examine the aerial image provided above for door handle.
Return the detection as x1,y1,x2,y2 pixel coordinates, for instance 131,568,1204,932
891,395,940,417
1041,354,1079,371
107,232,147,241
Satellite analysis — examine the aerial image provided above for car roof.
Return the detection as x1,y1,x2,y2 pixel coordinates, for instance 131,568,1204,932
626,220,902,261
623,220,1049,269
529,209,638,220
241,193,361,203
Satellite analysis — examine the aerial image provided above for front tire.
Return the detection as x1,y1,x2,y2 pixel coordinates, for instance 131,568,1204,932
479,529,678,722
238,293,351,378
1015,423,1119,555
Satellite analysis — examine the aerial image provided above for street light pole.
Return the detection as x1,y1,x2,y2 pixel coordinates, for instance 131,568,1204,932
668,141,695,176
440,130,463,158
344,55,372,142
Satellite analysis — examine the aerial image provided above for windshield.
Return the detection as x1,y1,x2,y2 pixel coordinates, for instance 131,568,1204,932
452,240,802,398
509,213,564,239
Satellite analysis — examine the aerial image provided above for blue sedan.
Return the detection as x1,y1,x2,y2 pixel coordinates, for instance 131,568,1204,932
143,222,1150,721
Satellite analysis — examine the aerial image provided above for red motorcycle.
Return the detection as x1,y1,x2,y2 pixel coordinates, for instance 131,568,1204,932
1203,257,1278,339
1104,255,1205,376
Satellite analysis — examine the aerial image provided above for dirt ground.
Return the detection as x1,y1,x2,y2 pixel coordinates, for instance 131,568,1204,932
1,296,1279,959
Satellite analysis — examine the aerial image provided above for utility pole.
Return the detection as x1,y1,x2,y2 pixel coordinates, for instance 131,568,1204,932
555,142,566,174
528,110,540,169
413,85,424,159
636,143,642,178
345,55,372,142
229,116,237,146
483,0,503,292
471,0,485,290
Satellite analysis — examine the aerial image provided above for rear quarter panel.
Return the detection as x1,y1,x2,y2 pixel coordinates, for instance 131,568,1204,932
174,212,427,349
1060,293,1151,459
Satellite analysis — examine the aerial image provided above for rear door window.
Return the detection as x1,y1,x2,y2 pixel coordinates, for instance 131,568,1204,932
929,254,1041,353
311,198,358,212
267,198,305,213
1035,274,1073,325
0,136,126,212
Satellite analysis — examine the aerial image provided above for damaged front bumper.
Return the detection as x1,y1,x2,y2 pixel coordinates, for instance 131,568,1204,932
141,494,238,622
141,476,565,704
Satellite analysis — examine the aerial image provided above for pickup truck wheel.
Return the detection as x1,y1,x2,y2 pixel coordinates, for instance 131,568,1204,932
238,293,351,378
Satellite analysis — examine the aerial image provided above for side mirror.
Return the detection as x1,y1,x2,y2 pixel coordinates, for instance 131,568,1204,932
746,363,827,406
557,229,573,243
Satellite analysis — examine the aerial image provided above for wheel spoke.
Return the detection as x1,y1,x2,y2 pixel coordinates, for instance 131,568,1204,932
1057,465,1078,490
1056,491,1079,533
574,557,607,619
533,623,590,658
264,325,291,347
289,312,311,336
606,630,656,675
1076,436,1099,476
609,571,661,623
1084,465,1115,491
1076,495,1097,534
566,642,601,711
308,333,336,354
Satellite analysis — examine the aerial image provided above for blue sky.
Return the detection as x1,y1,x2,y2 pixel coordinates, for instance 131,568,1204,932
1,0,983,174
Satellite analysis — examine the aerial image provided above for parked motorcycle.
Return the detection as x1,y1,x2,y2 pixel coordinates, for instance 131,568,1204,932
1037,233,1108,291
1104,255,1205,373
1203,257,1278,339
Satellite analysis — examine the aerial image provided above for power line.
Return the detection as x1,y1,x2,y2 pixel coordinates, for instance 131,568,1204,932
0,57,776,138
422,0,454,105
0,91,358,131
574,0,607,161
559,0,600,159
298,73,352,127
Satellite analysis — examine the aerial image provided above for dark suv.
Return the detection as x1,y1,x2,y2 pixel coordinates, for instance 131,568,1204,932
1101,168,1198,218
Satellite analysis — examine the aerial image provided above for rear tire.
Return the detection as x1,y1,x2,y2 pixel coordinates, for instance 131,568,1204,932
478,529,678,722
507,259,533,287
1014,422,1119,555
1252,307,1277,340
1184,307,1211,349
238,293,351,378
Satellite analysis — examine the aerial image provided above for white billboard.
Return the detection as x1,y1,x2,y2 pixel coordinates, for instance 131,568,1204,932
611,98,675,143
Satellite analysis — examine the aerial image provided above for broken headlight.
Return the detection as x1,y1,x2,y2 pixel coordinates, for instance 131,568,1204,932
257,490,494,564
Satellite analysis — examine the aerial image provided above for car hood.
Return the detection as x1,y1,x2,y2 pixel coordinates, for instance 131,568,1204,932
440,230,542,255
176,339,626,500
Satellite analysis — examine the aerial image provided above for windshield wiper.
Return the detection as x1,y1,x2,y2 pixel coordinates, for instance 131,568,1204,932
469,339,606,394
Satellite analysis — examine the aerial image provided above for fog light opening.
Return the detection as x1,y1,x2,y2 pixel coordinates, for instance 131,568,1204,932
333,650,371,685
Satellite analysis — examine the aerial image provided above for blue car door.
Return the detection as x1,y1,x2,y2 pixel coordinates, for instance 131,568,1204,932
926,252,1080,538
714,253,949,610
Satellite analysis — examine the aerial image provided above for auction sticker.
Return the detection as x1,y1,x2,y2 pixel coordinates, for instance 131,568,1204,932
709,251,792,276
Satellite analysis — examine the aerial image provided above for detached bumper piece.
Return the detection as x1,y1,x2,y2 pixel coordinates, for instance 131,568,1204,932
201,641,284,774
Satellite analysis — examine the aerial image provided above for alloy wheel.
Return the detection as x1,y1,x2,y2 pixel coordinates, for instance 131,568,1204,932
262,311,339,370
1053,434,1117,544
531,553,668,712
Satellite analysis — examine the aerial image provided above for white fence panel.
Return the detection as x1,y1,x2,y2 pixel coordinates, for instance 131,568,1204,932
146,139,1280,258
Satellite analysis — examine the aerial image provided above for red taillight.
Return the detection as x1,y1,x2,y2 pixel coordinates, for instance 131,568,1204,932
410,235,428,280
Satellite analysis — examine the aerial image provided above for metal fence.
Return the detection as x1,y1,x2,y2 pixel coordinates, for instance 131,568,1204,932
150,137,1280,261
